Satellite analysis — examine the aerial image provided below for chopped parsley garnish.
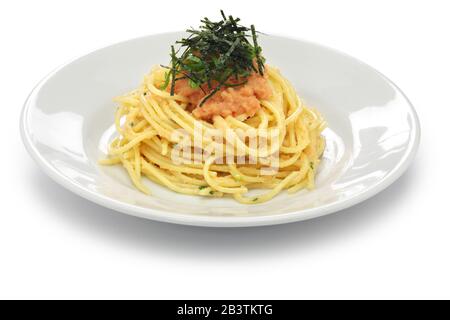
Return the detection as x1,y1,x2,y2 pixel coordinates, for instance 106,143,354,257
161,10,266,106
199,185,208,190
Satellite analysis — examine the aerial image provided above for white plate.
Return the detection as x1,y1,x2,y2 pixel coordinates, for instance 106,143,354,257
20,32,420,227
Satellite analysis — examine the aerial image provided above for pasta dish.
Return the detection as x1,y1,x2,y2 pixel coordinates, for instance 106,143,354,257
100,11,326,204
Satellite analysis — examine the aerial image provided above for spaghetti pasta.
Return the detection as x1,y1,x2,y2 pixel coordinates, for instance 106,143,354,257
99,66,326,204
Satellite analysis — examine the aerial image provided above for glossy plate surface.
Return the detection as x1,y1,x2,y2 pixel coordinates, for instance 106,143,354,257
20,33,420,227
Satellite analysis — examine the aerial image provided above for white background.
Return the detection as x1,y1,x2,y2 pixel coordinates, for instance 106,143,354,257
1,0,449,299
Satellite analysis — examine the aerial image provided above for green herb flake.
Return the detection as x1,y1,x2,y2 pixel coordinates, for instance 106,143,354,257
209,191,214,195
253,197,258,202
189,79,200,88
159,71,171,90
199,185,208,190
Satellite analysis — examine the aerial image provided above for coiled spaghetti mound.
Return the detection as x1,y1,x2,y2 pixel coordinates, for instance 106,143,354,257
100,66,326,204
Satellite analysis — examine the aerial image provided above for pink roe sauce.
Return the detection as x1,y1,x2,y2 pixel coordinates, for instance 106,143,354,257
173,72,272,121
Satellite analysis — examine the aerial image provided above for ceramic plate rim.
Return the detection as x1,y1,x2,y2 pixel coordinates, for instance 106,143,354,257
20,32,421,227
